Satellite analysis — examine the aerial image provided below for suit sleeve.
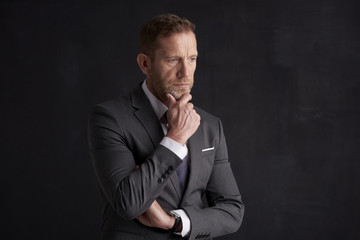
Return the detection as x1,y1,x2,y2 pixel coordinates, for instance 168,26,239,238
183,119,245,240
88,104,182,220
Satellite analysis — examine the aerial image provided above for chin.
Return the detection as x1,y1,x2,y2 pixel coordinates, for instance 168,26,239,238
168,89,191,100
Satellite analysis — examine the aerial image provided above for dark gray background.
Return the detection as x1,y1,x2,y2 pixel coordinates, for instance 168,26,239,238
1,0,359,239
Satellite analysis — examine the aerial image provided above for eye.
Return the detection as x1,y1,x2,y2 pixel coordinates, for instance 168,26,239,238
189,56,197,62
167,58,178,63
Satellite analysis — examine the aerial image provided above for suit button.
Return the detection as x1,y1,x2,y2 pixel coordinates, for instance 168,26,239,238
158,178,164,183
168,166,173,171
161,173,166,179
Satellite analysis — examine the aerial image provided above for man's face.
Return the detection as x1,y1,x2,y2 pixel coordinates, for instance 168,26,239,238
147,31,198,103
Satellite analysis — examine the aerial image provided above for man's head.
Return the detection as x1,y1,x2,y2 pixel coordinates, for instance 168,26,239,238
137,14,198,104
139,13,195,57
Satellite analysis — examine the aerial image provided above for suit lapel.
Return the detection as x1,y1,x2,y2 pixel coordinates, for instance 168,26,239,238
131,84,182,201
180,122,203,206
131,85,164,148
134,106,164,149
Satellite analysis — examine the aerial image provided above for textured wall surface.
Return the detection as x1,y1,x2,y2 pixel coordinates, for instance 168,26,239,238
1,0,359,239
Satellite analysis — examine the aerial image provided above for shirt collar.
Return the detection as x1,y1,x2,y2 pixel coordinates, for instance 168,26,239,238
142,80,168,120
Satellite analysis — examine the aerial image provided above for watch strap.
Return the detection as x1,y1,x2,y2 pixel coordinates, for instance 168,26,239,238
168,214,181,232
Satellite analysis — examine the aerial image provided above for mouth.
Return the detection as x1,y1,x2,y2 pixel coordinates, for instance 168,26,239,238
173,83,190,88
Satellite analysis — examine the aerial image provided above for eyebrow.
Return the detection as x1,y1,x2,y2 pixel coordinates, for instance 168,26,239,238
164,54,198,59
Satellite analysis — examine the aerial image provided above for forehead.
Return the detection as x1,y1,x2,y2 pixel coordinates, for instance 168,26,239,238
154,31,197,56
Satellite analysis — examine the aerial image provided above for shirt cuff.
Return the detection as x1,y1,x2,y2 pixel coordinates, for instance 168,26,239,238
170,209,191,237
160,137,188,160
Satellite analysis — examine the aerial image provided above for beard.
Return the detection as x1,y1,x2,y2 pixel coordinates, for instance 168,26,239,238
149,73,193,101
166,82,192,100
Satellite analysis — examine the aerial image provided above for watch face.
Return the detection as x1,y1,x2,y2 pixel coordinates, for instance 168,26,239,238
169,211,181,218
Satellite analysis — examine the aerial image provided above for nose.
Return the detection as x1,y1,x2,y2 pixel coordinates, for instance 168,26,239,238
176,60,190,78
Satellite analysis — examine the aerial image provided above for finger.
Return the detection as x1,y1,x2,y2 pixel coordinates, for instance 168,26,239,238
192,110,201,120
186,102,194,110
178,93,192,107
165,93,177,107
192,109,199,119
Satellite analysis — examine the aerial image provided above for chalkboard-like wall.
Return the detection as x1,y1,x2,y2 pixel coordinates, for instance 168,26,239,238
1,0,359,239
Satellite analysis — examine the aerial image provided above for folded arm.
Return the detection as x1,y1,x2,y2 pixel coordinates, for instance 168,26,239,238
88,105,182,220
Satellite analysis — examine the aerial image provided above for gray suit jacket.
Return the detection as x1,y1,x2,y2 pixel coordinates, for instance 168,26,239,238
88,84,244,240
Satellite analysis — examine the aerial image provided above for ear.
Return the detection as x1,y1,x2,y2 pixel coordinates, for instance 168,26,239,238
137,53,151,75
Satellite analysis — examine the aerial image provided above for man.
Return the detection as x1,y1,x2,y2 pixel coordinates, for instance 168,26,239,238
88,14,244,240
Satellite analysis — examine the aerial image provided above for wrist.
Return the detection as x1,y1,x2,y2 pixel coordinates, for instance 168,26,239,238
166,132,187,146
167,212,181,232
167,214,176,230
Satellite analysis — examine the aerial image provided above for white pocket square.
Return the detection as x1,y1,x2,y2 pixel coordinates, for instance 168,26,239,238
202,147,215,152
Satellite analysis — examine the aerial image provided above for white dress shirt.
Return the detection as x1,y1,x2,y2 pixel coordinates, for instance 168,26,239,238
142,80,191,237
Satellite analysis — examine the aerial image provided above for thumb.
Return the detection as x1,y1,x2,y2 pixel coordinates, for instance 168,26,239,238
165,93,177,107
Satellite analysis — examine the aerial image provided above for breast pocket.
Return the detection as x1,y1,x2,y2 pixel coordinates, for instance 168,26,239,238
195,147,215,184
201,146,215,153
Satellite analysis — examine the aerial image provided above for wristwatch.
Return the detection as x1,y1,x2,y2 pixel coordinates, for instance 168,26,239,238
168,212,181,232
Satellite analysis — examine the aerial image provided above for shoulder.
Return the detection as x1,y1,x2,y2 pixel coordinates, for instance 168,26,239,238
195,106,221,126
88,96,133,133
194,106,225,138
92,96,132,115
90,84,145,116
